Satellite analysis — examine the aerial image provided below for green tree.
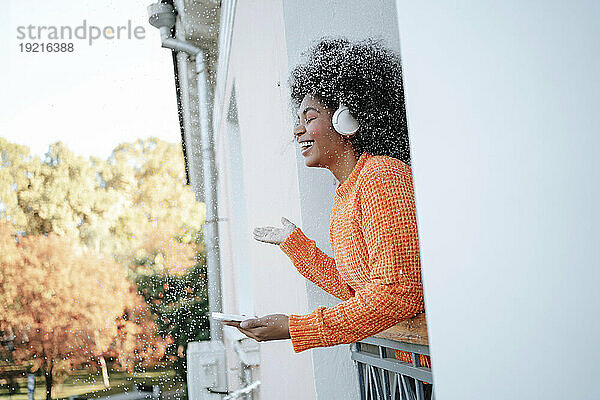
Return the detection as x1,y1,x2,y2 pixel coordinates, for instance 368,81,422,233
0,138,41,229
96,138,205,263
0,137,205,263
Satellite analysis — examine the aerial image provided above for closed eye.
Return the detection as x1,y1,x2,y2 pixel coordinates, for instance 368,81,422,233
298,106,320,125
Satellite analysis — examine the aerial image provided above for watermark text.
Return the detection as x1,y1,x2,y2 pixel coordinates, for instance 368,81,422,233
16,20,146,46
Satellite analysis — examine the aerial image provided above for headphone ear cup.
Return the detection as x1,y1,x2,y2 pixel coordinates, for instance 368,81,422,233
332,105,359,136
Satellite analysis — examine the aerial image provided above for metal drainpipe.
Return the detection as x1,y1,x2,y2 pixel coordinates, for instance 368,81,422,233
194,50,224,343
149,7,224,343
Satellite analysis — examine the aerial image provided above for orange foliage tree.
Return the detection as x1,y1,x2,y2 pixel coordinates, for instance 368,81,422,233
111,287,171,373
0,223,135,400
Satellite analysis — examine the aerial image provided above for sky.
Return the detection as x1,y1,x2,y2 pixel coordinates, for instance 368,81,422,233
0,0,181,160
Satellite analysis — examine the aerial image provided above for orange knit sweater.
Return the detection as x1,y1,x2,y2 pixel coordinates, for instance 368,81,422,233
280,152,430,367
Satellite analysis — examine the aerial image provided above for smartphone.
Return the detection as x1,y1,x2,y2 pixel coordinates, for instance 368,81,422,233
211,312,253,322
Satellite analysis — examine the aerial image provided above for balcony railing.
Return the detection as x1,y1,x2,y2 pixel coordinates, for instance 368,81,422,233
351,336,434,400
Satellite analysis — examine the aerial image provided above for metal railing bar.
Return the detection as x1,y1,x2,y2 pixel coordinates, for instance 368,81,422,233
363,364,369,399
412,353,421,368
356,344,367,400
391,373,399,400
400,375,416,400
396,375,405,400
360,337,430,356
370,364,385,399
415,382,424,400
379,346,391,400
352,353,432,383
367,365,374,400
411,352,425,400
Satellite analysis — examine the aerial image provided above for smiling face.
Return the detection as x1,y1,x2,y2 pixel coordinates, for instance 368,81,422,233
294,94,355,169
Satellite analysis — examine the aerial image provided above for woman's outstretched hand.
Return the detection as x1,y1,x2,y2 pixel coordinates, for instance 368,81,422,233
223,314,291,342
253,217,296,245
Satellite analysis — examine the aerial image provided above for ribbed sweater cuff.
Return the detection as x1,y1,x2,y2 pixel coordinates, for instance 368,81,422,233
279,228,310,265
289,312,324,353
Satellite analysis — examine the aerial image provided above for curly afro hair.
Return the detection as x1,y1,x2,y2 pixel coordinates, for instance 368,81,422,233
289,37,411,165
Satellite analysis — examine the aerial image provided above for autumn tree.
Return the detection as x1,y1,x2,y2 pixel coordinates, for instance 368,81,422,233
111,288,171,374
0,223,131,400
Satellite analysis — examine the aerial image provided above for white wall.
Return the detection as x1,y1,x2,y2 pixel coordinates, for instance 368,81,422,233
214,1,316,398
396,1,600,398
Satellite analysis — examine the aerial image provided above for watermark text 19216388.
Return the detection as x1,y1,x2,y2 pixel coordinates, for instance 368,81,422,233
19,42,74,53
16,19,146,50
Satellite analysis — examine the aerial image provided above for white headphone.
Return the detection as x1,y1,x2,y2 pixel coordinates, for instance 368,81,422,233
332,102,359,136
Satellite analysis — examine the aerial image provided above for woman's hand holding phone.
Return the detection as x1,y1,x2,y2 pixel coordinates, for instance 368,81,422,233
223,314,291,342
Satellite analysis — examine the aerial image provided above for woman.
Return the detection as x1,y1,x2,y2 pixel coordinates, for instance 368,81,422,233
225,37,429,368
